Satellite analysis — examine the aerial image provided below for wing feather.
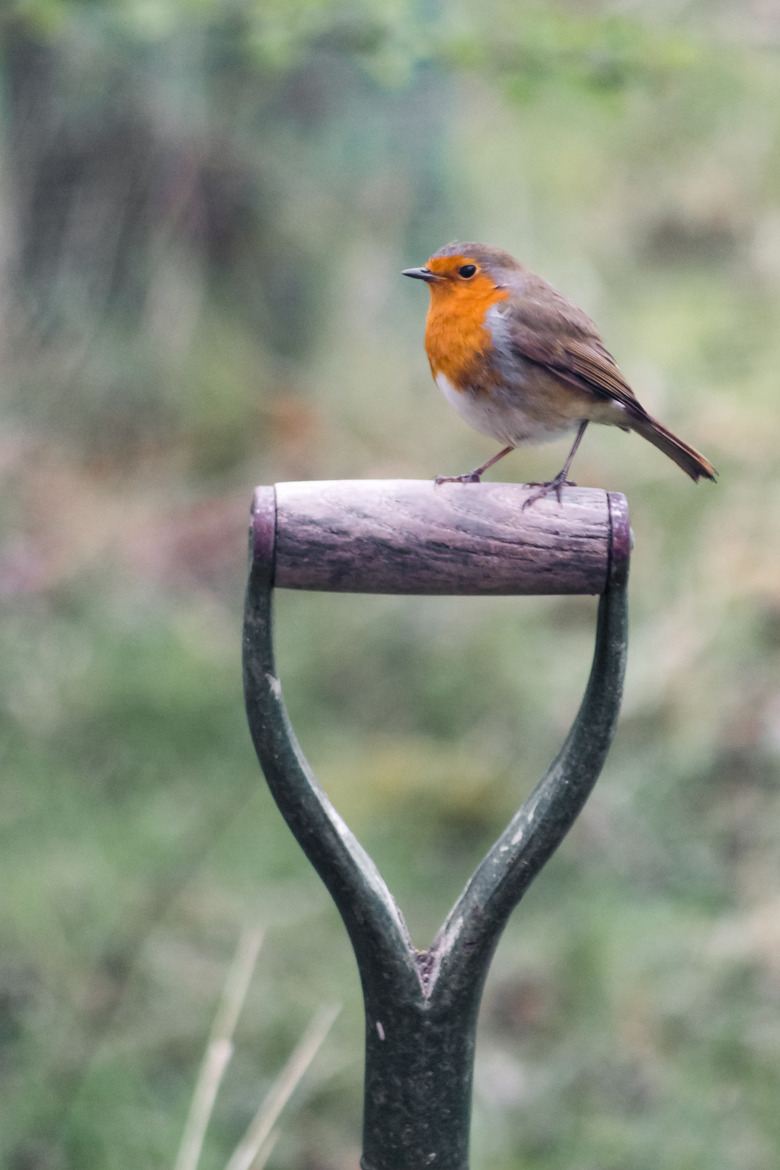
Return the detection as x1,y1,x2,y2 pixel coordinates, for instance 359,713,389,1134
503,292,647,418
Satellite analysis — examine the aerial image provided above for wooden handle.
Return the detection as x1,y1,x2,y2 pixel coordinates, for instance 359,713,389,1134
250,480,630,596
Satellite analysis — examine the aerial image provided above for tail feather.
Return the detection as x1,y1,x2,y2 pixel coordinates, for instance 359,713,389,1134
630,414,717,483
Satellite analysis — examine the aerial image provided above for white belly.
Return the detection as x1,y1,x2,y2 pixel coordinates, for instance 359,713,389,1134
434,371,576,447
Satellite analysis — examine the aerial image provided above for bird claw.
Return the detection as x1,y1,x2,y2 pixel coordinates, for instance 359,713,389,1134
521,475,576,510
434,472,482,485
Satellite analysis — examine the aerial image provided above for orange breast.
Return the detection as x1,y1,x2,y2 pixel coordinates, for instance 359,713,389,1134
424,276,510,391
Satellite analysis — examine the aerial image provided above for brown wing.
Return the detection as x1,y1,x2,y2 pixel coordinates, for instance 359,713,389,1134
560,338,641,410
503,282,647,419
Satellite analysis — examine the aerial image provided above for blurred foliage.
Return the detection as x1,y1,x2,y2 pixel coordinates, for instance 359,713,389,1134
1,0,780,1168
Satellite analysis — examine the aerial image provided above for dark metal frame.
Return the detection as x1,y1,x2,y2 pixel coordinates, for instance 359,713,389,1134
242,484,630,1170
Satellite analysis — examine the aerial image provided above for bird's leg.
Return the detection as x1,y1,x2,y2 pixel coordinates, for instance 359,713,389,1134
434,445,514,486
522,421,589,510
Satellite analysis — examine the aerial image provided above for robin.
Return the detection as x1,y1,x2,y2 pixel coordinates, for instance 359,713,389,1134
403,242,717,503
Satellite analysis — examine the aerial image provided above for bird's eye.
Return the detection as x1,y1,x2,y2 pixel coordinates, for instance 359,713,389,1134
458,264,477,279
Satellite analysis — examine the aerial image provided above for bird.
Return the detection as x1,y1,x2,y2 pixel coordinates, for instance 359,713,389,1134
403,242,717,504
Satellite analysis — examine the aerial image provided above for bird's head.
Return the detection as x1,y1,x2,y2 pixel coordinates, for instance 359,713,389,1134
402,242,523,303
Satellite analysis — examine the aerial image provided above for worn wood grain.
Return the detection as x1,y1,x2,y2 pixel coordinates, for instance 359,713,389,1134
251,480,628,596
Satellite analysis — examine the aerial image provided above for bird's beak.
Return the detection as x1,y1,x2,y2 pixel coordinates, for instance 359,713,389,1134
402,266,440,283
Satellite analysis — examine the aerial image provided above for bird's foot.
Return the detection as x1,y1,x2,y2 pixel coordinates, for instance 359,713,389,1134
521,473,576,510
434,470,482,485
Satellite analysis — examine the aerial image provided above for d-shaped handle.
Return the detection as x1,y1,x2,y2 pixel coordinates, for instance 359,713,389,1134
244,478,631,1170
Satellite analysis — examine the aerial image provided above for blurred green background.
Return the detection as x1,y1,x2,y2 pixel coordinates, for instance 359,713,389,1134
2,1,779,1167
